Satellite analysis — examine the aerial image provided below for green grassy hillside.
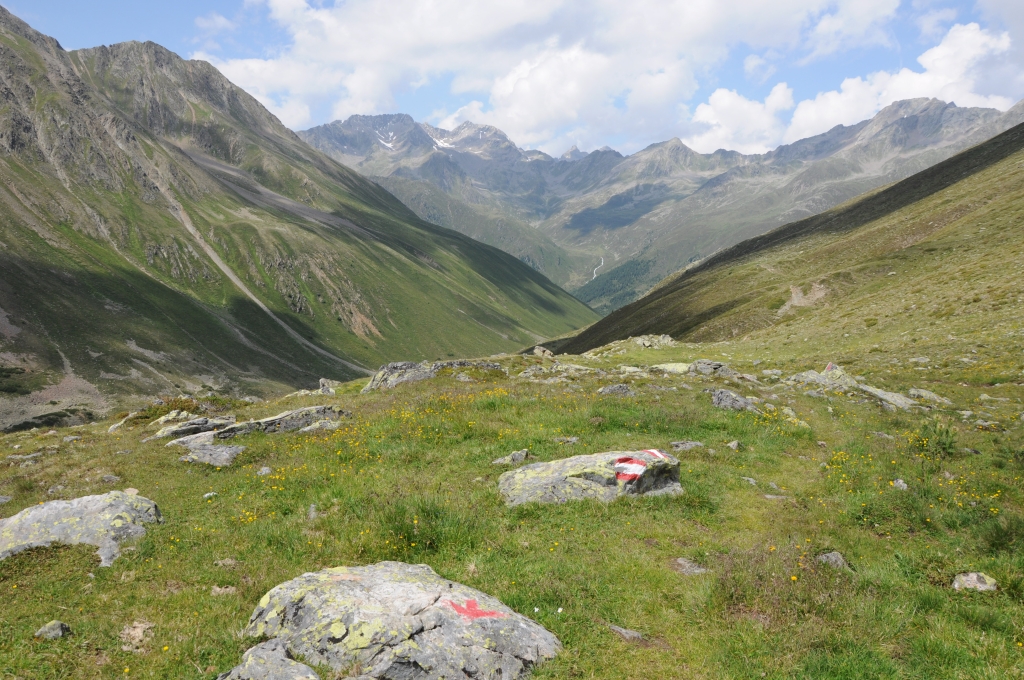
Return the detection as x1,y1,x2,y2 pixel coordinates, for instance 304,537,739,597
0,11,597,430
562,120,1024,355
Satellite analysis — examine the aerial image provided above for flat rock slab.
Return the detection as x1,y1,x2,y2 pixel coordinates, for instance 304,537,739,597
498,449,683,507
671,558,709,575
363,360,502,392
216,406,350,439
168,432,247,467
0,491,162,567
224,561,560,680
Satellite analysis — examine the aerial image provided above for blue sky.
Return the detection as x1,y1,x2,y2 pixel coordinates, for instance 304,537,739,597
12,0,1024,155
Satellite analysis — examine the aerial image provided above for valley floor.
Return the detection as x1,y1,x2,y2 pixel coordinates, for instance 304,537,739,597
0,329,1022,678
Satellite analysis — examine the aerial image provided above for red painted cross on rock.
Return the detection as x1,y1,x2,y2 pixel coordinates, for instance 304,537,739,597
446,599,506,620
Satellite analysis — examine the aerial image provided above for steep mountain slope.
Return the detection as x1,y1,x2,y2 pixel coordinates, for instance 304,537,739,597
300,100,1024,312
0,9,597,429
560,120,1024,354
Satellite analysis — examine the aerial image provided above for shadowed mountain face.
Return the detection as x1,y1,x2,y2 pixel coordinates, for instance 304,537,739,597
0,9,598,429
560,119,1024,354
299,99,1024,313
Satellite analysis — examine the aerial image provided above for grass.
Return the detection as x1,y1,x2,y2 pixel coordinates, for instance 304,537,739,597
1,340,1022,678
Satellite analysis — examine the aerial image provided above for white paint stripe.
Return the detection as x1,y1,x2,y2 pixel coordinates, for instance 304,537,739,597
615,463,647,477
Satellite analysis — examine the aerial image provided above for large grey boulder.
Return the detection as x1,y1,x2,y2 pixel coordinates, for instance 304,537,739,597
223,562,560,680
909,388,952,405
711,389,758,412
167,432,247,467
215,406,350,439
498,449,683,507
217,639,319,680
362,361,503,392
0,491,162,567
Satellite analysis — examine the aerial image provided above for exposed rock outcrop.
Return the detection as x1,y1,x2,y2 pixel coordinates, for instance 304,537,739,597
215,406,350,439
498,449,683,506
362,361,503,392
221,562,560,680
0,491,162,566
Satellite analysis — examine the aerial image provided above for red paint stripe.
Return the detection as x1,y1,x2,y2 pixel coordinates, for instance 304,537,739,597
616,472,641,481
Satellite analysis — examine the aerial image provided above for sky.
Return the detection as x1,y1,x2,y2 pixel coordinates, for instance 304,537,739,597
11,0,1024,156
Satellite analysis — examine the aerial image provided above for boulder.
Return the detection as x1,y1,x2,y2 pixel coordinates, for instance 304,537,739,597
144,416,237,441
498,449,683,507
909,388,952,405
953,572,997,591
786,363,858,389
363,361,503,392
319,378,346,395
223,561,560,680
711,389,758,412
217,639,319,680
857,385,918,411
215,406,350,439
533,346,554,358
0,491,162,567
35,620,71,639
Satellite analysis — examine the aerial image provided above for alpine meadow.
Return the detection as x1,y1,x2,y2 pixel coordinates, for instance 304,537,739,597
1,4,1023,680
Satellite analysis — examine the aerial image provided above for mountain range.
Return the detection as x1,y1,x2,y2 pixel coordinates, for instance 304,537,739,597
300,99,1024,313
0,8,596,430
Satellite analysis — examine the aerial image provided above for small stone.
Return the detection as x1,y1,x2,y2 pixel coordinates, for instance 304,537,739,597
44,430,58,436
211,585,237,596
671,558,709,575
533,346,554,358
0,495,11,504
726,440,740,451
764,494,789,500
589,417,605,425
215,558,239,568
608,624,644,642
768,482,780,490
307,504,318,520
124,488,139,496
63,436,81,443
953,572,997,591
670,441,704,451
908,388,952,405
552,436,579,444
741,477,757,486
870,432,895,441
115,450,132,455
101,475,120,484
817,441,827,448
893,479,908,491
816,551,849,570
257,467,272,476
35,620,71,639
203,492,218,499
493,449,528,465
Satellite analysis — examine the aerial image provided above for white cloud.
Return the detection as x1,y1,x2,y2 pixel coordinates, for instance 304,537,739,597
917,8,957,39
684,83,795,153
195,12,235,34
196,0,908,152
801,0,900,61
192,2,1022,154
743,54,776,83
784,23,1013,142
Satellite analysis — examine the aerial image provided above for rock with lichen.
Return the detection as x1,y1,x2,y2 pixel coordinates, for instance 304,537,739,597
220,561,560,680
498,449,683,507
0,491,162,567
